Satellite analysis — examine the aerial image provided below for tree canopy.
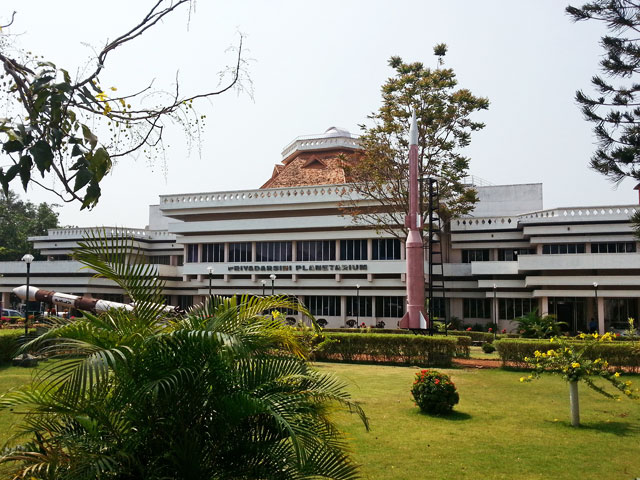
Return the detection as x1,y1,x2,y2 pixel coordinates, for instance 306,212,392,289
0,2,249,209
0,189,59,260
566,1,640,183
343,46,488,239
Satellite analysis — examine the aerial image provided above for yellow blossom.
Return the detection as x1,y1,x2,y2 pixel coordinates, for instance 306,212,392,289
549,338,554,343
110,86,118,91
614,372,621,378
96,91,108,102
571,362,580,368
519,377,525,382
624,390,631,396
534,351,542,358
625,381,632,387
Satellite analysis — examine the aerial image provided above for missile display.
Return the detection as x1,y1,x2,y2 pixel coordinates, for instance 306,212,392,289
12,285,181,315
398,111,428,330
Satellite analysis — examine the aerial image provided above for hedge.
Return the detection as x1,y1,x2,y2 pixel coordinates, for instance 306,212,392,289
0,330,24,363
494,338,640,372
312,333,459,367
319,329,470,358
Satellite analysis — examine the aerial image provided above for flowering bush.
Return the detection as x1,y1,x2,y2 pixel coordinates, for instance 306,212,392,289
411,369,459,414
521,332,639,426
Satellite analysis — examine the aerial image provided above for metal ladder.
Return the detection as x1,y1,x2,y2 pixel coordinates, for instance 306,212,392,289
426,178,447,335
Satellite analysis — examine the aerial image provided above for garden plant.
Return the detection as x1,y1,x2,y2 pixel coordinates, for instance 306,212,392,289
521,332,639,426
411,369,459,414
0,232,369,479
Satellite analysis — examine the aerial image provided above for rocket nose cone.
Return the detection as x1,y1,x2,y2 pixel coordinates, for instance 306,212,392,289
12,285,38,301
409,110,418,146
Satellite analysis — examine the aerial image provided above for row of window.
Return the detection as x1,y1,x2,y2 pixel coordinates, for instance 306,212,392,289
304,296,405,318
463,298,536,320
462,242,637,262
186,239,403,263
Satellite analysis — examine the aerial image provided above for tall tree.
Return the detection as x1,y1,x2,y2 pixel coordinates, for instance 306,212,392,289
566,2,640,184
0,2,249,209
343,46,489,239
0,190,59,260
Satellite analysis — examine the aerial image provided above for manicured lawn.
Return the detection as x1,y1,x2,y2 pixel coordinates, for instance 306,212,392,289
468,345,500,360
317,362,640,480
0,362,638,479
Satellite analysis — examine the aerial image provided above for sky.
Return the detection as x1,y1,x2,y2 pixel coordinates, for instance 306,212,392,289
2,0,638,228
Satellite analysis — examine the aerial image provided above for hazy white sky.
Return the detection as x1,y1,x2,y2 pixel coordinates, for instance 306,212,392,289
3,0,637,228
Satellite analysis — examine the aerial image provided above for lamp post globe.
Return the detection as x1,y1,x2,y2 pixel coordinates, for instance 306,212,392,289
269,274,276,295
21,254,34,338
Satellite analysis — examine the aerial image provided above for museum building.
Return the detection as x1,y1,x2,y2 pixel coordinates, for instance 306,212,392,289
1,126,640,334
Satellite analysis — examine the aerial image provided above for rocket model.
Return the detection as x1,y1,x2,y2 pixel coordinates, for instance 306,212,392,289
399,111,428,330
13,285,181,315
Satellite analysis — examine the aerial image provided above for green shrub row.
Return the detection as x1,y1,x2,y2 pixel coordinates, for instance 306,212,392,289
0,330,23,363
494,338,640,372
312,333,459,367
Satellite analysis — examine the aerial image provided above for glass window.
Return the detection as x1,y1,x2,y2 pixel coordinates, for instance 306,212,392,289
297,241,336,261
463,298,491,319
186,244,198,263
498,298,536,320
304,296,340,316
429,297,446,319
542,243,585,255
462,249,490,263
256,241,292,262
372,239,401,260
346,296,372,317
229,242,252,262
202,243,224,263
340,240,368,260
497,249,535,261
591,242,637,253
148,255,171,265
375,296,405,317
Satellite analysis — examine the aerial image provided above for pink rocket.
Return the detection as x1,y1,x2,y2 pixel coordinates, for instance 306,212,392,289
399,111,427,330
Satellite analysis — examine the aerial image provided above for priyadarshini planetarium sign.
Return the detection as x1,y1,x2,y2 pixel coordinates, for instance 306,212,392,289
227,264,368,272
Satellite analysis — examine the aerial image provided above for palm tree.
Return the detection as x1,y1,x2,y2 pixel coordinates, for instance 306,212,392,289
0,231,368,479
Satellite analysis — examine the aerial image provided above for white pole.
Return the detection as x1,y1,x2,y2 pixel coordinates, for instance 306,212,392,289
569,381,580,427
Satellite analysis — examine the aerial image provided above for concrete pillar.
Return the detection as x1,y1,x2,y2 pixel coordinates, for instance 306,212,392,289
367,239,373,261
251,242,256,262
597,297,605,335
539,296,549,316
197,243,202,263
335,240,340,260
340,296,347,327
400,240,406,260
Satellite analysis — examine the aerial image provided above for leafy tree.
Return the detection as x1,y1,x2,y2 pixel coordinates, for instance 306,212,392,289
0,2,249,209
0,232,368,479
0,189,59,260
566,2,640,231
343,46,489,239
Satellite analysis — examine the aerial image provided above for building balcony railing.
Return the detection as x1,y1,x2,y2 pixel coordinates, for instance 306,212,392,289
33,227,175,241
518,253,640,271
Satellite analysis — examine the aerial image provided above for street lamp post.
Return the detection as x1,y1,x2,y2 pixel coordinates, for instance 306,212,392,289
493,283,497,340
21,254,34,338
356,284,360,327
270,274,276,295
593,282,599,333
206,266,214,300
261,280,266,296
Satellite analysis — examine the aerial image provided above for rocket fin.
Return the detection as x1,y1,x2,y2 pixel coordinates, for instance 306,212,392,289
419,311,427,330
399,311,411,329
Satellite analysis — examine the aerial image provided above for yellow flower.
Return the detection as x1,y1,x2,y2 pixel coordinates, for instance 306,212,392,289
571,362,580,368
519,377,525,382
579,333,586,339
624,389,631,396
625,381,632,387
614,372,621,378
96,91,108,102
593,358,601,364
549,338,554,343
110,86,118,91
534,351,542,358
547,350,555,356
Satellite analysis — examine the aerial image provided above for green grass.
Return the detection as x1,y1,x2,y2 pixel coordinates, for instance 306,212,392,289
318,362,640,480
0,362,638,479
468,345,500,360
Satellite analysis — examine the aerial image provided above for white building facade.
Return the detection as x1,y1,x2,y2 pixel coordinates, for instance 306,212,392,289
1,128,639,334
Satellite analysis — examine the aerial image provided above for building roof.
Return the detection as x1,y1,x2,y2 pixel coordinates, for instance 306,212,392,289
261,127,363,189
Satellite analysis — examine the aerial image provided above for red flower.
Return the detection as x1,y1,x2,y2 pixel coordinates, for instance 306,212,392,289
488,328,493,332
435,379,440,385
466,327,472,331
501,329,507,334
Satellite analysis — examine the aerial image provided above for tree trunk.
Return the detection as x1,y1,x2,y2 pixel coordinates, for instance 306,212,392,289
569,380,580,427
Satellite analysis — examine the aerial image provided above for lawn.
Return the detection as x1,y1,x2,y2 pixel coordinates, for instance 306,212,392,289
318,362,640,480
0,362,638,479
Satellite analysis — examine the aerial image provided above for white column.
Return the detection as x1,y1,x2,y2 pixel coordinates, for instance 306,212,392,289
539,296,549,316
340,295,347,327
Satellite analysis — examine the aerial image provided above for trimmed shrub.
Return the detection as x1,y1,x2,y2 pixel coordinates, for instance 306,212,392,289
448,330,497,344
411,369,459,414
481,342,496,354
312,333,458,367
0,330,23,363
494,338,640,372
